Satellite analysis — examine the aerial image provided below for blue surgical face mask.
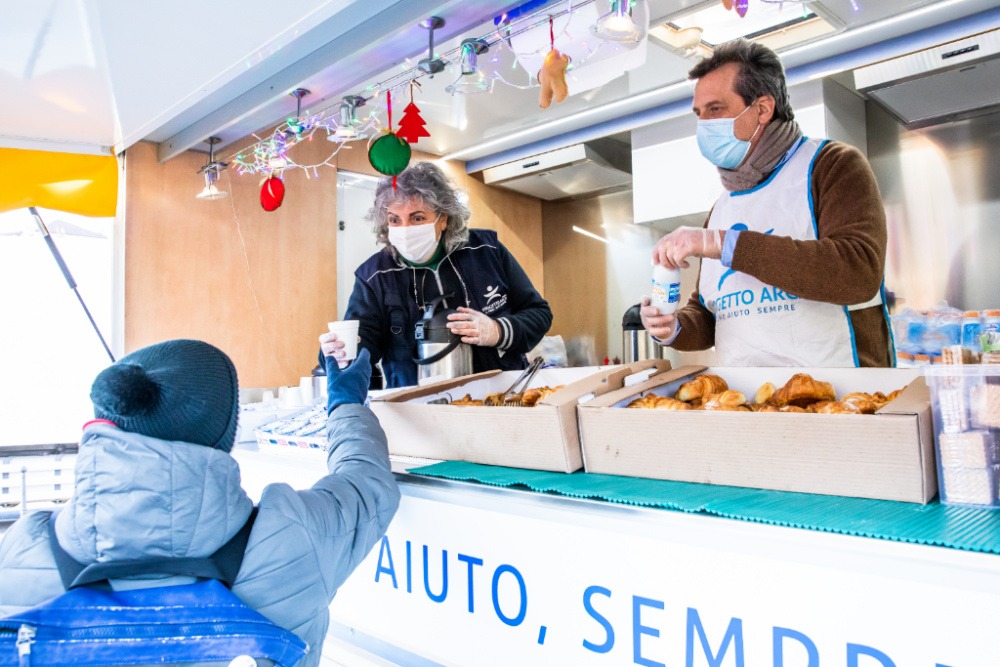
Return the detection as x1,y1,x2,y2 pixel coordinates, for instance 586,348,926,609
696,104,761,169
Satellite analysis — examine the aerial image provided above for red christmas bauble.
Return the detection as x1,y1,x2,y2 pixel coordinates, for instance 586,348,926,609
260,176,285,212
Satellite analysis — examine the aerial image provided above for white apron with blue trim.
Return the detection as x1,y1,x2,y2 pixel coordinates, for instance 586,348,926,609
698,137,880,367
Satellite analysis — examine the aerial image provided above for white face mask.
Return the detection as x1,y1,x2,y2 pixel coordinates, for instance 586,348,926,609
387,216,441,263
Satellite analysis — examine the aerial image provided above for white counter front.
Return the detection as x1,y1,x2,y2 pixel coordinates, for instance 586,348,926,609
233,449,1000,667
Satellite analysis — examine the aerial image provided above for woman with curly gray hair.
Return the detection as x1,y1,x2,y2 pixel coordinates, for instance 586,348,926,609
322,161,552,389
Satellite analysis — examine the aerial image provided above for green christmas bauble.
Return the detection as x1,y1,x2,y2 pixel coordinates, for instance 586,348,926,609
368,132,411,176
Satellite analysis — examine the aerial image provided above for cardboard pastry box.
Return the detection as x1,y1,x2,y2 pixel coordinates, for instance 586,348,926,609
578,365,936,503
370,361,669,473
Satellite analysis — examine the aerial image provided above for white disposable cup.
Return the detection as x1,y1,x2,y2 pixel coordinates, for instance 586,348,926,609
299,376,315,404
328,320,360,360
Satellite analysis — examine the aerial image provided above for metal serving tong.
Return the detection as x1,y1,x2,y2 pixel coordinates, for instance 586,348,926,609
484,356,544,406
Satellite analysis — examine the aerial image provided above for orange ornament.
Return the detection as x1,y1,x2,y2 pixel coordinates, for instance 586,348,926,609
537,49,569,109
721,0,733,9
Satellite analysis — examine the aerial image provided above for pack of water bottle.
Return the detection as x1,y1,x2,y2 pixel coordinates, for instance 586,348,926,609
893,302,1000,365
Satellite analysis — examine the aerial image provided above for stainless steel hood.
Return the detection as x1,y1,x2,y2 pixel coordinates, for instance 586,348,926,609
481,138,631,201
854,28,1000,129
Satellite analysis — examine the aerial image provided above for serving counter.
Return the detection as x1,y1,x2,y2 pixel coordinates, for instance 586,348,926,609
232,447,1000,667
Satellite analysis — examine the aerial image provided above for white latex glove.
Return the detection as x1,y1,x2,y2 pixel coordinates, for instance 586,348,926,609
319,331,348,369
652,226,723,270
639,296,678,341
447,307,501,347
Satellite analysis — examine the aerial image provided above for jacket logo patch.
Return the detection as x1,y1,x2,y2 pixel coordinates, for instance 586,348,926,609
484,285,502,304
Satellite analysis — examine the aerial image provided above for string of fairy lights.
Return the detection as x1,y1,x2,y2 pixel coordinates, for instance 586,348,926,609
221,0,639,177
199,0,859,185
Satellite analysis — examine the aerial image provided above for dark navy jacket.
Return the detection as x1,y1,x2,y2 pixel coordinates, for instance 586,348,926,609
344,229,552,389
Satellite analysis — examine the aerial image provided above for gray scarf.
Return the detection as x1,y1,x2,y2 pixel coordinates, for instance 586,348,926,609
718,120,803,192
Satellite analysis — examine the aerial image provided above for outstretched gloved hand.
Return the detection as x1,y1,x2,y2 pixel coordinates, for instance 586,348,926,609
652,226,723,270
639,296,679,341
325,347,372,415
447,307,501,347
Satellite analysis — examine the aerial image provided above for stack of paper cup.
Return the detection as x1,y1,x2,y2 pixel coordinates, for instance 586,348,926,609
299,376,315,404
328,320,360,360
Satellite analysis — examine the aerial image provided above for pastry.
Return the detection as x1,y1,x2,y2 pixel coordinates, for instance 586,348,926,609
840,392,879,414
627,394,657,409
451,394,484,406
675,374,728,402
521,385,565,408
769,373,835,408
651,396,693,410
754,382,776,405
809,400,861,415
702,390,749,411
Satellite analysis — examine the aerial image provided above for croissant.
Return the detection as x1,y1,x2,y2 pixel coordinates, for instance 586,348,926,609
884,387,905,404
451,394,484,406
840,392,879,414
651,396,693,410
702,390,748,411
675,374,729,402
520,385,565,407
810,400,861,415
754,404,808,413
769,373,835,408
754,382,776,405
627,394,658,409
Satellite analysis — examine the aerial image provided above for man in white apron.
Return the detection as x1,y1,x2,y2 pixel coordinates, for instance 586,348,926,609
640,39,893,367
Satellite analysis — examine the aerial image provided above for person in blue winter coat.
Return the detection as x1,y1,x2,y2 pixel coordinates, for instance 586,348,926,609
0,338,399,667
321,161,553,389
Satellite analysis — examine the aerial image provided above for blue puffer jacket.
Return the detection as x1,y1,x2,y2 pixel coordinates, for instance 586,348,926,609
345,228,553,388
0,404,400,667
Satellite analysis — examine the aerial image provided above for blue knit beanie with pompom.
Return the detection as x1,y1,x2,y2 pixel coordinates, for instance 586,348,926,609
90,339,239,452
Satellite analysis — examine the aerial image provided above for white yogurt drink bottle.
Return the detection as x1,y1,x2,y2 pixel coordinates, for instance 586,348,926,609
651,265,682,315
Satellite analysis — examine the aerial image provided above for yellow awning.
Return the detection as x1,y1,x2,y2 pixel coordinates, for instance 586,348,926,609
0,148,118,217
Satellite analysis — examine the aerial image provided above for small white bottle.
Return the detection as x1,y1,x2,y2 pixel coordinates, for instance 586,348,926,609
651,264,682,315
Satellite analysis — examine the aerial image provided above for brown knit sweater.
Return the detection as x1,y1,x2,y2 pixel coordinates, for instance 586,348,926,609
673,141,893,367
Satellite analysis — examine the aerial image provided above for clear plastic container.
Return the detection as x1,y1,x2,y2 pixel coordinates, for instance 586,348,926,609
924,365,1000,508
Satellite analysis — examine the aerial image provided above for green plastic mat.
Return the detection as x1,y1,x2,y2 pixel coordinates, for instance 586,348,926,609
407,461,1000,554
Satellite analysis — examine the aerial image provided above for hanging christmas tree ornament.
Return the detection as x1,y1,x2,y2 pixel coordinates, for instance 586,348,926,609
260,176,285,212
721,0,733,9
735,0,749,17
396,83,431,144
538,18,569,110
368,90,411,185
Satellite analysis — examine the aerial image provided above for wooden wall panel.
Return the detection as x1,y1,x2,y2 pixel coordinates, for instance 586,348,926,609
541,198,609,362
125,141,338,387
125,139,544,388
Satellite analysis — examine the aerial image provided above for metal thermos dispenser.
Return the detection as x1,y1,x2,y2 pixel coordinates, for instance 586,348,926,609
414,296,474,382
622,304,667,363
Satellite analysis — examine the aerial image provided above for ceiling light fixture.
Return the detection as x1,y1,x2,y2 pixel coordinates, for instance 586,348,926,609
196,137,229,200
445,39,493,95
592,0,642,43
328,96,369,142
284,88,311,137
417,16,447,77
